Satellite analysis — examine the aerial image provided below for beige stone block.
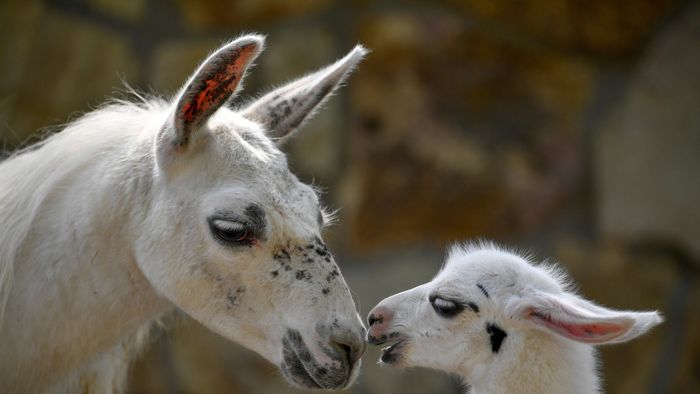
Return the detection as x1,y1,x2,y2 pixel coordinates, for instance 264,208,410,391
0,0,45,147
445,0,677,56
176,0,330,30
340,11,594,253
596,2,700,261
92,0,147,22
5,11,138,142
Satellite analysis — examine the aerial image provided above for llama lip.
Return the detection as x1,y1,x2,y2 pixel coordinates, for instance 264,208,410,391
281,329,352,389
281,343,323,389
380,339,406,364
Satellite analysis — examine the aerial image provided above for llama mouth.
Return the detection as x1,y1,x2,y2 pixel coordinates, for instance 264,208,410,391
281,343,322,389
281,329,352,389
368,330,407,365
379,339,406,364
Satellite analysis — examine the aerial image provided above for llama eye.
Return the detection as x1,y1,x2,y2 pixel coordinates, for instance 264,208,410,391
429,295,464,318
210,219,252,245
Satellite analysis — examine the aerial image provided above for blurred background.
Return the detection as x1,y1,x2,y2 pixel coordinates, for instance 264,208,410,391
1,0,699,393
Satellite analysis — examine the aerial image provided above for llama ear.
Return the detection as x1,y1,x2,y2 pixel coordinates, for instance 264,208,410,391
506,290,662,345
241,44,367,144
165,35,264,150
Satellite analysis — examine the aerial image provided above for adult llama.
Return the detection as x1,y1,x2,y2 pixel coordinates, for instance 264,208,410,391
0,34,368,392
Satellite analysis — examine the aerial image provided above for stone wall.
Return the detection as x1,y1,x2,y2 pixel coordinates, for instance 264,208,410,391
1,0,698,393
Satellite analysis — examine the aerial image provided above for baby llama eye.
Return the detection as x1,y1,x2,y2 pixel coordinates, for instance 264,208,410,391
429,295,464,318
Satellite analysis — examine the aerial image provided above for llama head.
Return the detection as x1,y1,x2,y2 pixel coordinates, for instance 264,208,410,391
134,35,368,390
367,242,662,380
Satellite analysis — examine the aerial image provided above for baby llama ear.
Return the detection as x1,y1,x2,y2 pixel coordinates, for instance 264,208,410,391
505,289,663,345
240,44,368,145
158,35,264,161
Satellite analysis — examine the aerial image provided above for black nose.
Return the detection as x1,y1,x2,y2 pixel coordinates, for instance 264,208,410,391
330,332,366,366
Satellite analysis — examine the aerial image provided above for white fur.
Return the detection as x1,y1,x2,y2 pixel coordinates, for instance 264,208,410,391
0,35,367,393
367,241,662,393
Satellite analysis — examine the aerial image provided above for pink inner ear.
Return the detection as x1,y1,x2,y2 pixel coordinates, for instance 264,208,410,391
530,310,627,343
180,44,258,127
181,80,219,124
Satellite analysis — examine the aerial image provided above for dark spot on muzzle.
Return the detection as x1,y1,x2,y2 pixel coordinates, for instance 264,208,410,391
296,270,312,281
226,287,245,309
326,269,339,282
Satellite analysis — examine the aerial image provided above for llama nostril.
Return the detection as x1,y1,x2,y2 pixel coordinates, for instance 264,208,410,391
337,343,352,364
368,307,393,327
367,307,395,345
368,313,383,326
331,334,366,366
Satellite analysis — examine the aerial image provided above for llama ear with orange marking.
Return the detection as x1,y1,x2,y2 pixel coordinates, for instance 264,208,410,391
505,289,662,345
168,35,264,149
241,44,367,145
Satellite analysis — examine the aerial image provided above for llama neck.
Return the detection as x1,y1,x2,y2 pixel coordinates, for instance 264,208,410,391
0,107,172,390
465,332,599,394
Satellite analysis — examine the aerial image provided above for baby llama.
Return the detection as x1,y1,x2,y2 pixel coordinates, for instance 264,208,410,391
367,242,662,394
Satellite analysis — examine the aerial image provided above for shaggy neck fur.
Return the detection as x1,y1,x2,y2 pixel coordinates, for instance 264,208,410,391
0,102,173,392
464,331,599,394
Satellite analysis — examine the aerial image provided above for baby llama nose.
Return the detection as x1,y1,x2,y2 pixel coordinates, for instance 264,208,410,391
366,306,394,345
